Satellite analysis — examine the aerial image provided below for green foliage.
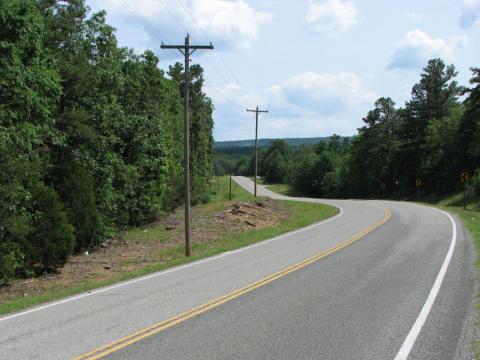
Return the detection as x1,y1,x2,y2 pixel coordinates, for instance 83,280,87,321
1,0,214,279
0,242,25,285
27,182,74,272
458,68,480,171
472,168,480,197
168,63,215,205
52,158,104,251
259,140,292,183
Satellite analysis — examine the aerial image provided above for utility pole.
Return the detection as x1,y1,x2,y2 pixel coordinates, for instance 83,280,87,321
161,34,213,257
246,106,268,197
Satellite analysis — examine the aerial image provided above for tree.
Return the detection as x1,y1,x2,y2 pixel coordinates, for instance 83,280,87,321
347,98,399,197
168,62,215,205
396,59,462,195
0,0,214,278
260,140,292,183
457,68,480,174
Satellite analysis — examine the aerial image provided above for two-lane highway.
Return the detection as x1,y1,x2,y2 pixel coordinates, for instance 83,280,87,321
0,177,476,359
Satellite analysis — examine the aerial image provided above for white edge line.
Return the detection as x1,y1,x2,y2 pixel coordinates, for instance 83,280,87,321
394,208,457,360
0,194,343,323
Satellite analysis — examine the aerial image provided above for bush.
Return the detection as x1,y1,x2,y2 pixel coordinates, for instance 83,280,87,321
55,160,105,252
27,183,75,272
472,168,480,197
0,242,25,286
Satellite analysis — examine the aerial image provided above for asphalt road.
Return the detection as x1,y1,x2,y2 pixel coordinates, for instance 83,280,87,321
0,176,476,359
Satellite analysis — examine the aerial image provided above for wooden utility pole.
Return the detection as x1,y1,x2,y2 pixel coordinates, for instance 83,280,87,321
246,106,268,197
161,34,213,257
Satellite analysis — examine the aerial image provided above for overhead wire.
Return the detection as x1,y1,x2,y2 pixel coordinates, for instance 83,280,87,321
171,0,259,107
117,0,256,110
118,0,169,43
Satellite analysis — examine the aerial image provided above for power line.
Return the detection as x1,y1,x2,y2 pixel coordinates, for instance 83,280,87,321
118,0,168,42
116,1,241,108
117,2,261,117
124,0,256,108
171,0,258,106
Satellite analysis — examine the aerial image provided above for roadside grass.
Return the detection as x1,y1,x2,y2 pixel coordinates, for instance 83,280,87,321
265,183,299,196
429,193,479,258
252,177,299,196
0,176,337,316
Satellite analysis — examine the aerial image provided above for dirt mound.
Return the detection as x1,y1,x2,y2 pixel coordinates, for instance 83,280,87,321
217,201,286,229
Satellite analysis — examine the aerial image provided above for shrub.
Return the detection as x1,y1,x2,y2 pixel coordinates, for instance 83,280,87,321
0,242,25,286
56,160,105,252
27,183,75,272
471,168,480,197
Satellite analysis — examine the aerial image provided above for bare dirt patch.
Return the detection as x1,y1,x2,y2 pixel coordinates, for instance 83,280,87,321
0,198,287,304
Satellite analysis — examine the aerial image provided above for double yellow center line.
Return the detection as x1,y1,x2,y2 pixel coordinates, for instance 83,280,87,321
75,205,391,359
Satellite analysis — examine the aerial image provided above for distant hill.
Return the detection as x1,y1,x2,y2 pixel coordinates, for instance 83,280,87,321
215,137,334,149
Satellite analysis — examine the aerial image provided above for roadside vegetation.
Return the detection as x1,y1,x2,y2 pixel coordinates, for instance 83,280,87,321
0,1,214,284
219,59,480,204
0,176,337,316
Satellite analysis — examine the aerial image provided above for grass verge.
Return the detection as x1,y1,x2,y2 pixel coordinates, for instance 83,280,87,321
0,176,337,316
253,177,299,196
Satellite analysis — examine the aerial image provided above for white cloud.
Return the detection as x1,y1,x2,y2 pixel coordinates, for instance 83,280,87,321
208,73,377,140
388,30,468,71
191,0,273,49
404,12,423,21
91,0,272,51
276,72,376,115
205,82,261,108
305,0,359,38
461,0,480,28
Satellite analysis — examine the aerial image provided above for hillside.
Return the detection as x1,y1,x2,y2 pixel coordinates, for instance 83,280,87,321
215,137,335,149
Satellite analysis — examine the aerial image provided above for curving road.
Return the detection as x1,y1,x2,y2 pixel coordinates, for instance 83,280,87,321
0,176,476,359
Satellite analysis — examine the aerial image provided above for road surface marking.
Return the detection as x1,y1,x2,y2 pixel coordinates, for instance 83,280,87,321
74,206,390,360
394,209,457,360
0,205,343,323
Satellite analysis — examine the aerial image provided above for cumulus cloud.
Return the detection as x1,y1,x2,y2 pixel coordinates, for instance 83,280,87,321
305,0,359,38
90,0,272,52
404,12,423,21
205,82,261,108
191,0,273,49
388,30,467,71
275,72,376,116
208,73,377,140
461,0,480,28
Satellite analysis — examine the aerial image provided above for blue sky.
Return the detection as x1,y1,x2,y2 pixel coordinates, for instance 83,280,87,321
87,0,480,141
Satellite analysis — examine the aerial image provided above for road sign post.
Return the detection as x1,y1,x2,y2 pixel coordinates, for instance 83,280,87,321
461,172,469,210
416,179,422,201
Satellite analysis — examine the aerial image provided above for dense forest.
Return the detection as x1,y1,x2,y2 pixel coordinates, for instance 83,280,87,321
214,137,345,176
230,59,479,200
0,0,214,282
215,137,333,149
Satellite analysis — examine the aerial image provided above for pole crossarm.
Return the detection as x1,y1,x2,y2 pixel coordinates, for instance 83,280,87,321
160,34,213,257
246,109,268,113
160,44,214,50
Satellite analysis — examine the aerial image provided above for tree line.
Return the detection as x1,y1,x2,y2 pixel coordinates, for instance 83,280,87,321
0,0,214,283
233,59,479,200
